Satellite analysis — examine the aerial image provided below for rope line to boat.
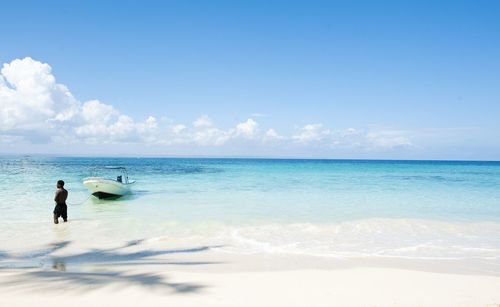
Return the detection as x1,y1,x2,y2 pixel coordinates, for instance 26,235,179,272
67,194,92,206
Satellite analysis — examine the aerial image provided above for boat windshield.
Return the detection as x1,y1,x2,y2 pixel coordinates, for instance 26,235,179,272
89,166,129,183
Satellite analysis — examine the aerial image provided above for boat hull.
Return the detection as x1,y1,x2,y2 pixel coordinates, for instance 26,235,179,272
83,177,132,199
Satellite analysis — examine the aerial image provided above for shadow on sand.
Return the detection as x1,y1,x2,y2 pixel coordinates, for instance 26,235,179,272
0,240,223,294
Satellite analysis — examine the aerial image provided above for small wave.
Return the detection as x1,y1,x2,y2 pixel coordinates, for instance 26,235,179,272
211,219,500,260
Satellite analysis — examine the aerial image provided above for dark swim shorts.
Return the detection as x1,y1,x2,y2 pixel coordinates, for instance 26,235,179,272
53,203,67,220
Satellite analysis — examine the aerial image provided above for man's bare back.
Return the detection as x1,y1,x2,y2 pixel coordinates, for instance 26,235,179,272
53,180,68,224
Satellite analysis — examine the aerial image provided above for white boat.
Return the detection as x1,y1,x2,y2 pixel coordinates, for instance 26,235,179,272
83,166,135,199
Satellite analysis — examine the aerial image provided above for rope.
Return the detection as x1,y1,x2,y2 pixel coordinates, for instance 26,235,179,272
66,194,92,206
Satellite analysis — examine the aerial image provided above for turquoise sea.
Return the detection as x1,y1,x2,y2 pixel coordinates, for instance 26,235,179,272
1,156,500,261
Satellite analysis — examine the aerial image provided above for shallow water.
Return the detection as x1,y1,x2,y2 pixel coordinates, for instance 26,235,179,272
1,156,500,261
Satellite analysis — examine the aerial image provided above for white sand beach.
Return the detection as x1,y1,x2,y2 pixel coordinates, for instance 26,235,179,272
1,239,500,307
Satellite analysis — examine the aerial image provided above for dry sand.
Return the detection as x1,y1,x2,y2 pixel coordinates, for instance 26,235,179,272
1,241,500,307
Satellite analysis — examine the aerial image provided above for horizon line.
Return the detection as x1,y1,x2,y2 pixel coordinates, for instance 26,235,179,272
0,153,499,163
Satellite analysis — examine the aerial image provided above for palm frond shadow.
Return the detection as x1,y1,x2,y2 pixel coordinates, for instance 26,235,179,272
0,240,224,294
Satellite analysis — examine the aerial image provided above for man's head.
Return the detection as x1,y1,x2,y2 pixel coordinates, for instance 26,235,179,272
57,180,65,188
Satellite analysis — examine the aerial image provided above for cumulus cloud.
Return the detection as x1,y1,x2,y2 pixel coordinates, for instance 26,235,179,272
0,57,415,154
81,100,118,123
0,57,80,131
290,123,413,150
192,119,230,146
263,128,283,142
166,116,258,146
235,118,258,138
0,57,159,144
192,114,213,128
292,124,331,143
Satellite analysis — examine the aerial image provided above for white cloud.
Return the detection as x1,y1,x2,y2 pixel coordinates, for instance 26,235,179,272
235,118,258,138
81,100,118,124
165,117,261,146
343,128,360,136
189,115,230,146
76,113,159,144
290,123,413,151
144,116,158,130
0,57,159,144
263,128,283,141
366,131,413,149
0,57,80,131
193,126,230,146
171,124,186,134
0,57,416,154
193,115,213,128
292,124,331,143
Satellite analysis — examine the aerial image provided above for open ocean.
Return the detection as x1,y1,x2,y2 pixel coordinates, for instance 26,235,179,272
1,156,500,261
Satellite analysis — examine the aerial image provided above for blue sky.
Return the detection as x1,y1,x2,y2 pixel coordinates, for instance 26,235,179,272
0,0,499,159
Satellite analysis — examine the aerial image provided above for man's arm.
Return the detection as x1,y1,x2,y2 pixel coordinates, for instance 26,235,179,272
54,190,60,203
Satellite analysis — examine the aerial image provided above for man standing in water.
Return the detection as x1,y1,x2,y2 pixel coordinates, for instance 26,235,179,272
53,180,68,224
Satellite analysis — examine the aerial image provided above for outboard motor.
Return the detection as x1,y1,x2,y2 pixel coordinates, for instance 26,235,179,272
117,175,122,183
